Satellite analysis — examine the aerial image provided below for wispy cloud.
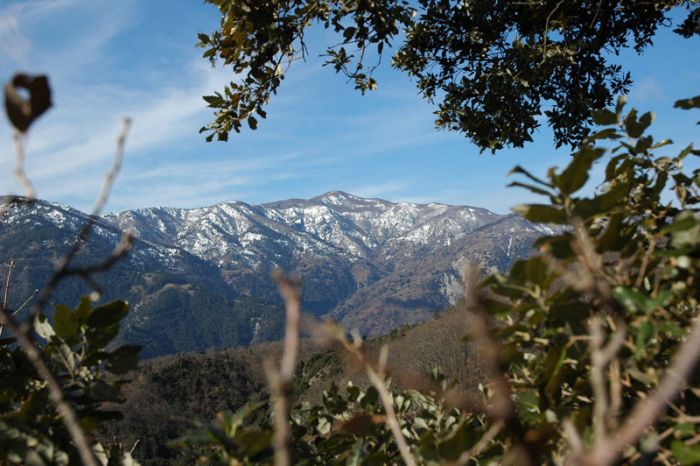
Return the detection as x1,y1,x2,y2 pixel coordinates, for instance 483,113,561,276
630,76,665,102
349,180,412,199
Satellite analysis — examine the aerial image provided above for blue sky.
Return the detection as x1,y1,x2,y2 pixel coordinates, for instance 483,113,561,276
0,0,698,214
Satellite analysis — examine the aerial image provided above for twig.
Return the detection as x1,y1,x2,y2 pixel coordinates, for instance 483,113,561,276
0,288,39,339
563,418,584,455
540,0,565,64
13,131,36,199
13,288,39,315
589,316,609,442
3,258,15,308
28,117,132,322
634,235,656,289
336,333,418,466
456,420,504,466
264,270,302,466
0,259,15,338
0,306,98,466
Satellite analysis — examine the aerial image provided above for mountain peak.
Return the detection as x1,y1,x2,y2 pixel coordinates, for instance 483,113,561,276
313,190,362,204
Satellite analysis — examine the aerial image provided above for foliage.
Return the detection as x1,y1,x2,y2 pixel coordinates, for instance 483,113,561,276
198,0,697,150
176,374,478,465
100,348,270,466
479,95,700,464
178,96,700,464
0,298,141,465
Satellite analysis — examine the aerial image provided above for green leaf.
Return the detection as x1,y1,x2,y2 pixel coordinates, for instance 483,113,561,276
624,109,654,138
75,296,93,322
53,304,78,340
509,165,552,186
438,421,475,460
612,286,650,313
591,108,617,125
508,181,553,197
512,204,567,224
222,401,265,438
247,115,258,130
674,95,700,110
661,214,698,234
667,211,700,248
672,440,700,465
86,301,128,328
236,430,272,457
556,146,605,194
52,341,76,373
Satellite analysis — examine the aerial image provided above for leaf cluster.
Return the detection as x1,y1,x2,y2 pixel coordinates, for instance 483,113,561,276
198,0,412,141
199,0,697,151
0,298,141,465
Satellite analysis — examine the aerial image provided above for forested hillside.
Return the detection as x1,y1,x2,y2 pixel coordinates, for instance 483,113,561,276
101,305,479,465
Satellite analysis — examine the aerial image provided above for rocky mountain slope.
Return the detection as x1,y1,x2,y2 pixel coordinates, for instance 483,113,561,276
0,192,554,356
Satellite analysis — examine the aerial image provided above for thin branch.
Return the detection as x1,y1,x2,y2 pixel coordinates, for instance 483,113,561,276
0,306,98,466
28,117,132,321
0,259,15,338
456,420,504,466
264,270,302,466
336,333,418,466
13,131,35,199
634,235,656,289
13,288,39,315
563,418,584,455
3,258,15,308
589,316,609,442
589,316,627,444
540,0,565,64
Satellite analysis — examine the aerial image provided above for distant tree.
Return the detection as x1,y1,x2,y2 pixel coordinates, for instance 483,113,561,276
198,0,698,150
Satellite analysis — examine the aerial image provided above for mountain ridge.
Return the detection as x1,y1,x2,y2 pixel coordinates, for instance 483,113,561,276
0,192,551,355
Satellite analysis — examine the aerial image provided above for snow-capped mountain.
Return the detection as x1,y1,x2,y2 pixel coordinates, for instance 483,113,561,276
0,192,554,356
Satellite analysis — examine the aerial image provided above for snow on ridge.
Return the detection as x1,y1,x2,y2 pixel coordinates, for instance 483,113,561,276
86,192,510,266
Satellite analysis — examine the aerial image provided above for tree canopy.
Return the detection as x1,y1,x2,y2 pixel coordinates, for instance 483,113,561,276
198,0,698,150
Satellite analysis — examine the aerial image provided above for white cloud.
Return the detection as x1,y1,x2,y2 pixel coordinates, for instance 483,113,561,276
630,76,665,102
349,180,412,198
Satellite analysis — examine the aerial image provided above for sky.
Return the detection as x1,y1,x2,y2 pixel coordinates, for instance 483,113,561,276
0,0,698,214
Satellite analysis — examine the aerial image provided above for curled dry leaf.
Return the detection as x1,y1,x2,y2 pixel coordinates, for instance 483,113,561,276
4,73,52,132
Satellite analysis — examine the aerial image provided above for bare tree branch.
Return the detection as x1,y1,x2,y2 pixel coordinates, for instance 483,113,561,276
335,331,418,466
28,117,132,322
13,131,35,199
590,313,700,465
589,316,627,444
0,117,132,466
569,312,700,466
456,420,504,466
0,259,15,338
265,270,302,466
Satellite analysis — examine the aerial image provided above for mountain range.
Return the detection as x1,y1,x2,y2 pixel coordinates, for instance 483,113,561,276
0,192,554,357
